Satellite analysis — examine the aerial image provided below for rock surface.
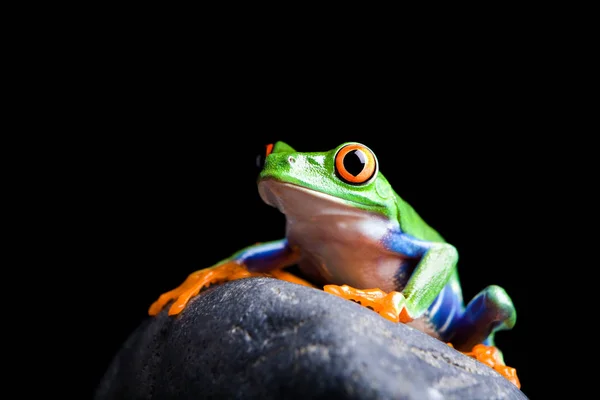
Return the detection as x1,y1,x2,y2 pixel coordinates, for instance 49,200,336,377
95,277,527,400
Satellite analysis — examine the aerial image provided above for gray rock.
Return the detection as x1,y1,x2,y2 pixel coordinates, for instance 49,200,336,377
95,277,527,400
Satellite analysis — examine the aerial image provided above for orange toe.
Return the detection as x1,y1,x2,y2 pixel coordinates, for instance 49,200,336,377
323,284,412,323
148,262,267,316
461,344,521,389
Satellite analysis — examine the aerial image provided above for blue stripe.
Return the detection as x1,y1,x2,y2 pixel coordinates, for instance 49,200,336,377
234,239,295,272
237,239,289,263
381,229,432,258
426,277,464,340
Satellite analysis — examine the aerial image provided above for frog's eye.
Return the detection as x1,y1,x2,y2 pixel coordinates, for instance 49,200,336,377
256,143,274,170
335,143,378,184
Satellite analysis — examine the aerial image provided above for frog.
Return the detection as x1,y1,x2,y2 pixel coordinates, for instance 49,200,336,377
148,141,520,388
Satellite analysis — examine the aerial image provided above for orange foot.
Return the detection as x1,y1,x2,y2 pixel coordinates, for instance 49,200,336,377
149,262,317,316
323,284,412,323
448,343,521,388
148,262,271,316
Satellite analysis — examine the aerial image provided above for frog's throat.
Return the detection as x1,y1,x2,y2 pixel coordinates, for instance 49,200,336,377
257,178,377,218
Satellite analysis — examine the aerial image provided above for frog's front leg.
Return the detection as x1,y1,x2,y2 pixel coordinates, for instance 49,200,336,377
325,231,457,323
149,239,314,316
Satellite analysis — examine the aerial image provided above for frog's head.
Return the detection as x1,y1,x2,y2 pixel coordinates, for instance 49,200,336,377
257,141,397,221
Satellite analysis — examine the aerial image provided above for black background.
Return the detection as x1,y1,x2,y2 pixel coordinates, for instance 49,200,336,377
62,34,571,399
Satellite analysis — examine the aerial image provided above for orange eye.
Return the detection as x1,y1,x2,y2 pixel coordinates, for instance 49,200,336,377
335,143,377,184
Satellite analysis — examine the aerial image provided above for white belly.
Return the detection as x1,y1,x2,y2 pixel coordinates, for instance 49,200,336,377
258,178,409,292
287,212,406,292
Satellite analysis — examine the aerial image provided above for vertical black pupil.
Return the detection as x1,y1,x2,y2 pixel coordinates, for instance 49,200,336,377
343,150,367,176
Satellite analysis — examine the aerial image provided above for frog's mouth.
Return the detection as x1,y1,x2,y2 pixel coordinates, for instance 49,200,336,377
258,178,374,218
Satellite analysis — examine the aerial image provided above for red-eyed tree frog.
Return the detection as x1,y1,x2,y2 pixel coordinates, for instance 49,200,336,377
149,141,520,388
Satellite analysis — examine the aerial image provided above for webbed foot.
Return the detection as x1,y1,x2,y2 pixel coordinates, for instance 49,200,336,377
448,343,520,388
149,263,317,316
149,262,268,316
323,284,412,323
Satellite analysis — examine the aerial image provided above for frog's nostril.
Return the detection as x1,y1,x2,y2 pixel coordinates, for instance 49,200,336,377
288,156,296,164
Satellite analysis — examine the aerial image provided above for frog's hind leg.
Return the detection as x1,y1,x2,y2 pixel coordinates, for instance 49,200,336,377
447,284,516,352
445,285,520,387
